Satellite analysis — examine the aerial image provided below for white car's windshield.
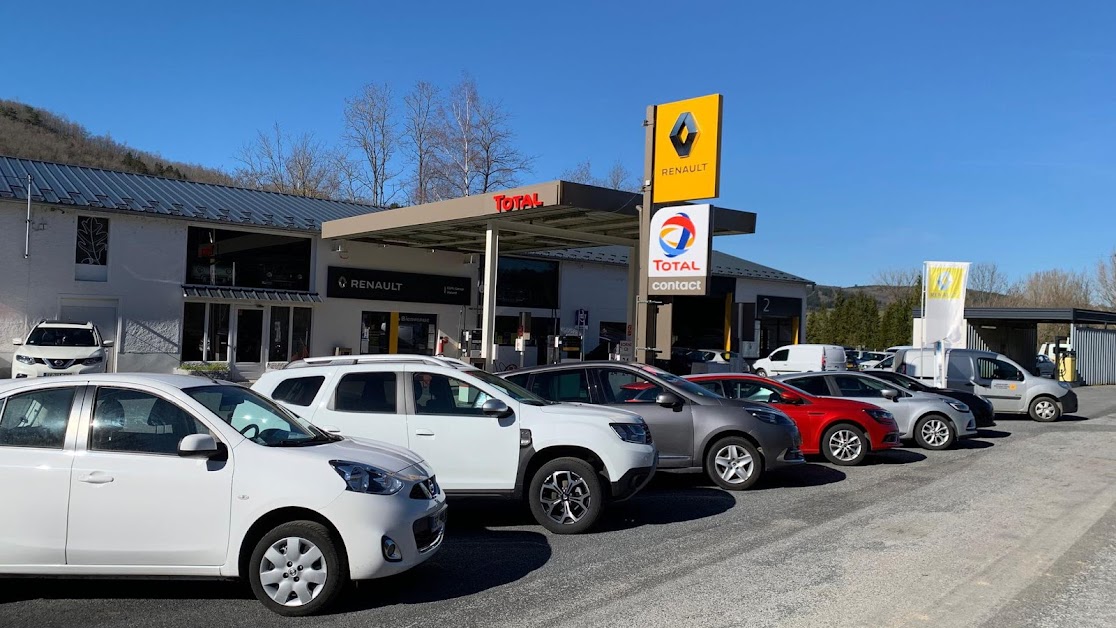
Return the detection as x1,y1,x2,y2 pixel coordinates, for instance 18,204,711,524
27,327,97,347
185,385,334,446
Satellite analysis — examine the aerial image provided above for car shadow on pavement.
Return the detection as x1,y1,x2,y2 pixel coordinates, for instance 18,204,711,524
0,578,248,605
335,529,551,612
857,449,927,466
976,429,1012,439
993,414,1089,423
953,438,994,450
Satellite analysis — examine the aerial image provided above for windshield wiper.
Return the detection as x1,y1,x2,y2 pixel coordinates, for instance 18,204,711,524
273,435,332,447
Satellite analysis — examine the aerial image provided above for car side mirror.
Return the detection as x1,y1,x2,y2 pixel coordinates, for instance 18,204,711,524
779,392,803,405
102,339,115,348
481,399,513,418
881,389,899,401
178,434,221,458
656,392,683,409
11,338,21,346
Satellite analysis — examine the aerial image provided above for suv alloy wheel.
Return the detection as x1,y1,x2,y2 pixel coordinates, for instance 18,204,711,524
528,457,604,534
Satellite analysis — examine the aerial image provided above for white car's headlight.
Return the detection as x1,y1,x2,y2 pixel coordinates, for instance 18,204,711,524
82,356,104,366
329,460,404,495
611,422,652,444
14,355,34,365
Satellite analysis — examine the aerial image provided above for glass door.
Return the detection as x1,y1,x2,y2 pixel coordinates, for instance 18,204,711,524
232,307,264,380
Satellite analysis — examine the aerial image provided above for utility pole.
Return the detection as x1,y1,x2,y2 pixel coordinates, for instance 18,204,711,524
636,105,657,365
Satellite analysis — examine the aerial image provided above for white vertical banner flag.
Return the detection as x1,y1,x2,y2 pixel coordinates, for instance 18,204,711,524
922,261,970,387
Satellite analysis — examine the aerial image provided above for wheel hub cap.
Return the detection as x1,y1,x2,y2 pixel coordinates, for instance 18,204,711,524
259,537,327,606
922,420,949,446
714,445,754,484
829,430,862,461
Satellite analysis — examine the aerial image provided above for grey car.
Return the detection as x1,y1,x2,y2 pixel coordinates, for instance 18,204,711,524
776,372,978,450
503,362,805,490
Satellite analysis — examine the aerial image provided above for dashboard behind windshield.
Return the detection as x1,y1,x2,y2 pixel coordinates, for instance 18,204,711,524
185,385,330,446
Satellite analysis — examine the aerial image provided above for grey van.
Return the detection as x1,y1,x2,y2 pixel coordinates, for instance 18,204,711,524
892,348,1078,422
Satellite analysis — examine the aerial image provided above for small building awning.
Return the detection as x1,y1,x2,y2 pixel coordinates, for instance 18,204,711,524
182,285,323,303
322,180,757,254
913,307,1116,325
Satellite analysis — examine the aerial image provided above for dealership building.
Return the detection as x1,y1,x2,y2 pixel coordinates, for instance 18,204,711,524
0,156,811,379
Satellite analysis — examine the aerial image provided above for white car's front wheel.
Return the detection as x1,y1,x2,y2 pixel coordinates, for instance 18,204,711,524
248,521,348,616
529,457,604,534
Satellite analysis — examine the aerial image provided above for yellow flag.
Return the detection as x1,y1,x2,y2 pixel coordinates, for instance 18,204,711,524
927,266,963,300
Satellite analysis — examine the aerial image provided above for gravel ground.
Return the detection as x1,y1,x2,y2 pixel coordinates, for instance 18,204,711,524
3,386,1116,628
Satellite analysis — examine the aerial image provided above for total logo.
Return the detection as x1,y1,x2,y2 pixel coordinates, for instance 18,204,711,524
654,211,702,272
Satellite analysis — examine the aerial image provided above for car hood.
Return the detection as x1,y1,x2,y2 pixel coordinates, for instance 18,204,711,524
536,402,643,422
268,436,430,476
15,345,104,360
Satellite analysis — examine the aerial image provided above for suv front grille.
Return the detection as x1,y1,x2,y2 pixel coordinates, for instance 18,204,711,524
410,476,440,500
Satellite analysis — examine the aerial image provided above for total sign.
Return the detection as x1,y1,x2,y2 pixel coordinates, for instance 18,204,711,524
648,204,712,295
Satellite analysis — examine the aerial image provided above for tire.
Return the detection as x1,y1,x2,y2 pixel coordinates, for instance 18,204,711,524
914,414,956,450
528,457,604,534
705,436,763,490
1029,396,1061,422
248,520,348,617
756,369,768,378
821,423,869,466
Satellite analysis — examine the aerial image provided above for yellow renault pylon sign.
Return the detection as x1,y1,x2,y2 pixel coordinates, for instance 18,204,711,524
652,94,723,203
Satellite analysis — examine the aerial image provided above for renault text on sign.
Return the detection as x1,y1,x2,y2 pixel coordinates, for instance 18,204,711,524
647,204,712,295
652,94,723,203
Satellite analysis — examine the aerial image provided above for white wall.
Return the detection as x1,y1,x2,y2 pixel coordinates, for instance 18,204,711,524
555,260,629,352
0,201,186,376
312,241,478,358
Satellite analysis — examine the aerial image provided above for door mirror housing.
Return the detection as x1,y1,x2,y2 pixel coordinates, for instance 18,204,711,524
481,398,513,418
656,392,683,409
178,434,220,458
11,338,21,346
102,339,115,348
881,389,899,401
778,391,803,405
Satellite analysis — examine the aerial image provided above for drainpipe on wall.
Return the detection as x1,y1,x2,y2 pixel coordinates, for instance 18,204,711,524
24,174,32,259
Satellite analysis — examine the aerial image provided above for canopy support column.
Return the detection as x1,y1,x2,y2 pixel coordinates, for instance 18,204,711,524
481,222,500,372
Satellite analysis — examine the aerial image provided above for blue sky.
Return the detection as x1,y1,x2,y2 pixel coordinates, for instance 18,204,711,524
3,0,1114,286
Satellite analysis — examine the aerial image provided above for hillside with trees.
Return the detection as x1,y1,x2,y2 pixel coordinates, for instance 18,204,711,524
0,99,234,184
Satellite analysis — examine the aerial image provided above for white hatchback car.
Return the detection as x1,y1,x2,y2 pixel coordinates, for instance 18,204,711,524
11,320,113,378
0,374,445,616
254,355,659,534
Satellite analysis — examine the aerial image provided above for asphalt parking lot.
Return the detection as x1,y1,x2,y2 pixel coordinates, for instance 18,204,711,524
5,386,1116,628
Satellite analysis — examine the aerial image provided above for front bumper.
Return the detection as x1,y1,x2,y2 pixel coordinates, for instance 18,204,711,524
757,422,806,470
610,457,657,501
1059,390,1079,414
322,488,447,581
12,362,105,378
875,431,902,449
956,414,979,438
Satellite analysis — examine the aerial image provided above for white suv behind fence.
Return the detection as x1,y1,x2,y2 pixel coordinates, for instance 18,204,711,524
253,355,659,534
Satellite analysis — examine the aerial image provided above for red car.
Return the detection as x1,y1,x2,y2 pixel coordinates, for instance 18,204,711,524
685,374,901,466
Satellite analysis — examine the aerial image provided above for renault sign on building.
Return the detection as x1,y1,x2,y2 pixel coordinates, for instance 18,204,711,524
647,204,713,295
652,94,723,204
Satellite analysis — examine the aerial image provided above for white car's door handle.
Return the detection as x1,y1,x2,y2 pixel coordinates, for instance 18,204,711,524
414,429,435,437
78,473,114,484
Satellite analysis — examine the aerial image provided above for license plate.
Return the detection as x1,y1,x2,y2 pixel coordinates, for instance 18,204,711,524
39,373,70,377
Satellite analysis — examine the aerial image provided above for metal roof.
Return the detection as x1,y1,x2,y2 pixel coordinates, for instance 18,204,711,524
528,246,812,284
182,285,323,303
912,307,1116,324
0,156,380,233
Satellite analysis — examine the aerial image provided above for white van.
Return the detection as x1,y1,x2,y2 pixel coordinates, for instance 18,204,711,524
893,348,1078,422
753,344,847,377
1038,342,1072,361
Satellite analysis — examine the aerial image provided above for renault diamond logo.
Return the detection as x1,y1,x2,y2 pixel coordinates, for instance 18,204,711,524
669,112,699,158
337,276,348,289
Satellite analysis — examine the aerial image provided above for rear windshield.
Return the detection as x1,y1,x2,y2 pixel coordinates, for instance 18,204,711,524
26,327,97,347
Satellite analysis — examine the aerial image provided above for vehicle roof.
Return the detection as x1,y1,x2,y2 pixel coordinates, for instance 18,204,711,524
506,361,654,375
0,373,228,396
34,320,94,328
281,354,476,371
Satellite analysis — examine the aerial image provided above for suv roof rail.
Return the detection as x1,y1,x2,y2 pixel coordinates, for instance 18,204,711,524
40,320,94,326
283,354,475,370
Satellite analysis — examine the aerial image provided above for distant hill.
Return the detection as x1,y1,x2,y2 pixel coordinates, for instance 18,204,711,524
0,99,233,185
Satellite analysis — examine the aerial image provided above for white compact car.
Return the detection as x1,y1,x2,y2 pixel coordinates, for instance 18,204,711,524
254,355,659,534
11,320,113,378
0,374,445,616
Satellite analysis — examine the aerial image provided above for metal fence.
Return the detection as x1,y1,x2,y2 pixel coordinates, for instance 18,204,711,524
1072,326,1116,385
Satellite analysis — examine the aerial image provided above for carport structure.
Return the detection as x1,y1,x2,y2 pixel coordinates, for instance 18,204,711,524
322,180,757,370
915,307,1116,385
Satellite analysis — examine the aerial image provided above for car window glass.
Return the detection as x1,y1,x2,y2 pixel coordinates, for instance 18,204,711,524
271,376,325,407
333,372,397,413
0,387,76,449
978,358,1022,382
413,373,490,416
784,376,829,396
598,369,662,404
186,385,320,446
26,327,97,347
696,381,724,396
731,381,784,403
90,387,209,455
531,370,590,403
503,373,530,389
770,349,789,361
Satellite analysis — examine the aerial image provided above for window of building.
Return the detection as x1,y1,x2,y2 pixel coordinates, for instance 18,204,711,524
334,372,397,413
530,370,590,403
181,303,231,362
412,373,490,416
494,258,559,309
361,311,391,354
89,388,209,455
185,227,311,291
271,376,325,407
75,215,109,282
0,388,76,449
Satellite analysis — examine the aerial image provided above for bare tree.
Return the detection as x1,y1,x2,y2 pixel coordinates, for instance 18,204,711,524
235,123,340,198
342,82,399,206
1097,251,1116,310
561,159,595,184
874,267,922,290
968,262,1015,306
603,159,639,191
402,81,440,205
435,76,481,198
473,96,533,193
1014,269,1093,308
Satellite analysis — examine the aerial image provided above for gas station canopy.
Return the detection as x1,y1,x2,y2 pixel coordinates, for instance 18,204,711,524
322,180,757,253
